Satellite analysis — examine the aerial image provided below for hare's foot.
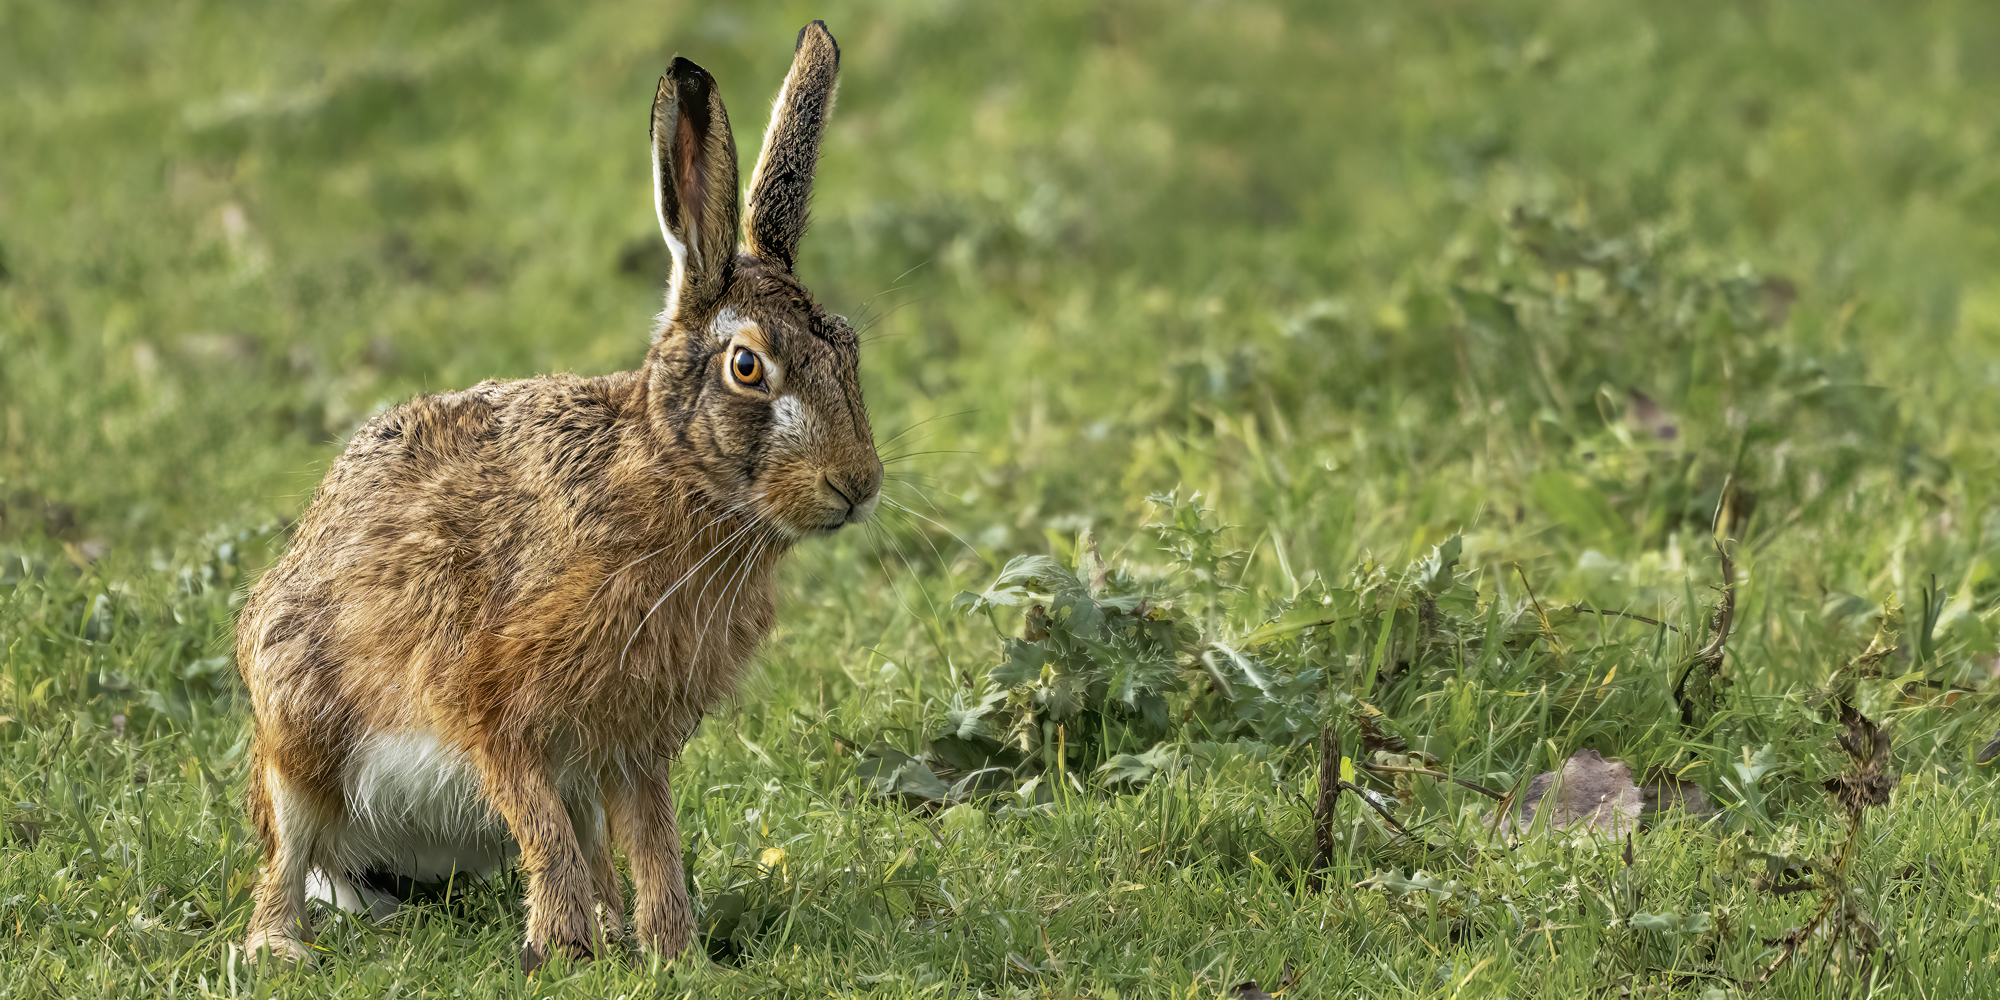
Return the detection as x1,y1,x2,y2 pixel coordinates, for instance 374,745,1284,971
632,889,694,957
244,929,315,965
519,929,596,973
520,888,600,972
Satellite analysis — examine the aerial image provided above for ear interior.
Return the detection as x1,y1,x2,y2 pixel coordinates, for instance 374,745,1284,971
744,21,841,273
652,57,740,321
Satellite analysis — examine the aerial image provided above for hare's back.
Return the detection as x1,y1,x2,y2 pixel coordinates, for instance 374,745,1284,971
299,372,640,546
242,373,643,679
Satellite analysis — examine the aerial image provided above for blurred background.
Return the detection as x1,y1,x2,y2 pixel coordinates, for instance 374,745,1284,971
7,2,2000,989
4,0,2000,691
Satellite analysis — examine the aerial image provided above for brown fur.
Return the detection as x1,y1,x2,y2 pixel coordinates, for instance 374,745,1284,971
237,24,871,968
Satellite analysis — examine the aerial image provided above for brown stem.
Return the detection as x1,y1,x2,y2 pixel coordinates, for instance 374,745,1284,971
1676,481,1740,729
1308,726,1339,893
1339,780,1417,839
1566,604,1681,634
1356,761,1507,800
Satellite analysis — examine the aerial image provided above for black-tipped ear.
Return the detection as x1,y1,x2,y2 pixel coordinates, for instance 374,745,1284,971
652,57,740,319
744,21,840,274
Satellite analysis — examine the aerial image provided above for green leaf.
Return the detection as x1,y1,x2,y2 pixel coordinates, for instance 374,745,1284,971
1041,674,1084,720
942,697,1004,742
1629,910,1712,935
1242,601,1346,646
989,638,1047,688
892,760,952,801
991,554,1087,599
1357,868,1466,898
1413,535,1463,596
927,734,1023,775
854,744,917,784
1099,743,1180,786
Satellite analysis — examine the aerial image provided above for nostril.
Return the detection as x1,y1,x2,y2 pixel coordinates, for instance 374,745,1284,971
846,470,880,505
825,477,856,511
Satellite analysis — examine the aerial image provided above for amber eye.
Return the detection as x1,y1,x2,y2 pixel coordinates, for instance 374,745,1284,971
729,347,764,386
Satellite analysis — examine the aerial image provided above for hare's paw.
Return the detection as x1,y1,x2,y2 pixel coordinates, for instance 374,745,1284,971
244,929,316,965
632,900,695,958
519,934,597,974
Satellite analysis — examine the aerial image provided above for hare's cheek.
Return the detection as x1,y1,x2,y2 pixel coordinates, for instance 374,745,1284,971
768,395,824,454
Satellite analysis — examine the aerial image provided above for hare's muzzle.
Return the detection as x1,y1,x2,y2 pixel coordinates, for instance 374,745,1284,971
820,464,882,529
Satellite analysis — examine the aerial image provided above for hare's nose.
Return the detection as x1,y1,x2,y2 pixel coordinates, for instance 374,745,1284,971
827,466,881,523
846,463,882,504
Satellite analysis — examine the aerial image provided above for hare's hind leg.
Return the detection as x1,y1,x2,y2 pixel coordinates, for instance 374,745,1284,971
243,763,332,963
605,764,693,958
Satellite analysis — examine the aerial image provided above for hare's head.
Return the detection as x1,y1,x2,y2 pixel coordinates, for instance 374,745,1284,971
642,22,880,539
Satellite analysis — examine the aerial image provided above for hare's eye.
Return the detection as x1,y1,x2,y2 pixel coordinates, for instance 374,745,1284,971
730,348,764,386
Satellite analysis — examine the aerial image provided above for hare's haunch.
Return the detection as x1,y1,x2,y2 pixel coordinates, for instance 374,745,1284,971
236,22,873,969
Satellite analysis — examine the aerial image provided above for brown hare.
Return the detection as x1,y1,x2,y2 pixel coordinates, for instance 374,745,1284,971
235,21,876,969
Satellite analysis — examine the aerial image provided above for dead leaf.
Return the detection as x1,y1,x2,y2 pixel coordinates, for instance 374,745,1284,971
1640,768,1719,820
1516,749,1644,834
1976,726,2000,766
1822,700,1896,812
1515,750,1717,834
1354,711,1407,755
1626,389,1679,441
1849,599,1902,677
1022,604,1051,643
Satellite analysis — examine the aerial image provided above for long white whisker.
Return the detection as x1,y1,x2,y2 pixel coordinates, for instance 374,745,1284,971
877,409,977,451
619,512,763,670
691,528,777,674
862,519,953,664
881,503,960,585
683,531,751,672
586,499,722,610
695,531,772,673
881,495,977,560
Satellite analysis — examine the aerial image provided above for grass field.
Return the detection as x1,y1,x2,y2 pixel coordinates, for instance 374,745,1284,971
7,0,2000,996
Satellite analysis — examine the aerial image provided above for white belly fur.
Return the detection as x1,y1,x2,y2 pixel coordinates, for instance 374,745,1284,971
312,730,600,906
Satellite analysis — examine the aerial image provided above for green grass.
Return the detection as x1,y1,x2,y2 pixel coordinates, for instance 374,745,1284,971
6,0,2000,996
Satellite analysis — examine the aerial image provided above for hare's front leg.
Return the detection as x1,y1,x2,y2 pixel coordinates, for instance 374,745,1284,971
606,765,694,957
576,796,626,941
476,743,599,971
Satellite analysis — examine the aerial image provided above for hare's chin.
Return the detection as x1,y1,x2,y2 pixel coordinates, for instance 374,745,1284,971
785,517,854,541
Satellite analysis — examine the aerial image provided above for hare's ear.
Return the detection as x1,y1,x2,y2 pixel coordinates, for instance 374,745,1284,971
653,57,740,320
744,21,840,274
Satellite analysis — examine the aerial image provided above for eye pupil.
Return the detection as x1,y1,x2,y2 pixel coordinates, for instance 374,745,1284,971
732,349,761,383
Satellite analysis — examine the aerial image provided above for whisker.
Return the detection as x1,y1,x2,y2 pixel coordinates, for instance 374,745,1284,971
877,409,979,451
618,511,762,670
684,527,757,668
704,532,772,672
586,499,721,610
881,495,978,559
874,501,967,587
862,519,954,666
880,449,973,464
692,529,775,672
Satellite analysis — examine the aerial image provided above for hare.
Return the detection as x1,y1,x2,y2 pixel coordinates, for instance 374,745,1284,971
235,22,875,969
